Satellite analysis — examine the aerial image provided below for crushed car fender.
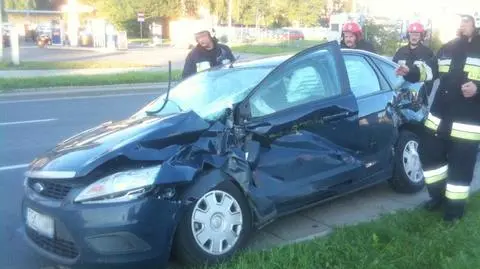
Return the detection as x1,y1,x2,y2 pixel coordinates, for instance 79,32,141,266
154,120,276,226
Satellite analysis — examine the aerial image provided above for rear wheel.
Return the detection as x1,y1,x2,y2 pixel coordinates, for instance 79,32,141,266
388,130,424,193
173,180,252,266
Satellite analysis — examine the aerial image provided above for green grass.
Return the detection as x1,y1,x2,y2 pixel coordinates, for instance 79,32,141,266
232,40,325,55
128,38,150,43
0,61,155,70
206,192,480,269
0,71,182,92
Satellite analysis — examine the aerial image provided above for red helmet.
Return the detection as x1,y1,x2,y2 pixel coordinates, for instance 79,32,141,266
342,21,363,34
407,22,425,33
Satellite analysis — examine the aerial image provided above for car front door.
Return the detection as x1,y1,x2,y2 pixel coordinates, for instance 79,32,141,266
238,42,366,214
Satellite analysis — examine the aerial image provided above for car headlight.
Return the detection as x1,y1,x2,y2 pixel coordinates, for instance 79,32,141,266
74,165,162,204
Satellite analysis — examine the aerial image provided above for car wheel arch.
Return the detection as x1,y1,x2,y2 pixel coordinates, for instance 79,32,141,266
179,165,257,222
398,122,423,140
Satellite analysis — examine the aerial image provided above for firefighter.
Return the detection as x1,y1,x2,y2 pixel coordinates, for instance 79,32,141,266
393,22,435,68
340,21,376,53
396,14,480,222
393,22,436,104
182,27,235,79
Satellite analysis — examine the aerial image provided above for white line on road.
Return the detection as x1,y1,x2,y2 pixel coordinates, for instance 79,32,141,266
0,92,158,104
0,118,57,126
0,164,29,172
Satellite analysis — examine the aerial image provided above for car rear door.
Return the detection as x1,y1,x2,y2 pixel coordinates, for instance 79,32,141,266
238,41,367,213
343,52,398,177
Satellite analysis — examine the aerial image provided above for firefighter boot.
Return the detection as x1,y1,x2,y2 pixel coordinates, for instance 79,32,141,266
443,200,466,222
422,197,445,211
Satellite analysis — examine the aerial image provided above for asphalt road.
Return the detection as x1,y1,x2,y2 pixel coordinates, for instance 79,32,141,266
2,43,260,69
0,89,161,269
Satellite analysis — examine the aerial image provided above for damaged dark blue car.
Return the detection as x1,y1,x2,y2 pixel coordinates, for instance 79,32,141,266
21,41,429,269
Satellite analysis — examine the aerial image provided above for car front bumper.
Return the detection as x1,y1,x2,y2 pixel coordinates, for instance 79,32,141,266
21,186,185,269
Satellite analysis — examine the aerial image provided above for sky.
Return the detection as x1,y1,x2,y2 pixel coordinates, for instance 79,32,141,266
358,0,479,18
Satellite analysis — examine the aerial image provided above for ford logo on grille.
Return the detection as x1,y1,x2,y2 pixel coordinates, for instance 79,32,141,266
33,182,45,193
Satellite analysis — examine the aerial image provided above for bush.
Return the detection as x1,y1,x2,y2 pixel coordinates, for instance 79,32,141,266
121,19,151,39
427,29,443,54
363,20,403,56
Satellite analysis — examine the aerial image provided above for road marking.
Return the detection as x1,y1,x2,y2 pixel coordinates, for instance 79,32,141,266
0,92,158,104
0,118,57,126
0,164,29,171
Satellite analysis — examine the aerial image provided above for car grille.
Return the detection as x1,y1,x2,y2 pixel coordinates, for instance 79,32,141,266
26,228,79,259
28,178,75,200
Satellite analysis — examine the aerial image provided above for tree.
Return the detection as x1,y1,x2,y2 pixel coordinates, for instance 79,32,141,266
5,0,36,9
287,0,325,26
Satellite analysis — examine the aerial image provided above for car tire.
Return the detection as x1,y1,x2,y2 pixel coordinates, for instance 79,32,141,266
173,180,252,266
388,130,424,193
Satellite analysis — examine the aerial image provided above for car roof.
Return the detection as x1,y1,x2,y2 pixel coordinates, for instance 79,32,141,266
226,48,395,70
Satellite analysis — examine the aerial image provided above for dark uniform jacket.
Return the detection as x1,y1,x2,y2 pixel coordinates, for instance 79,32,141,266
393,43,435,67
340,39,376,53
404,35,480,141
182,40,235,79
393,43,436,103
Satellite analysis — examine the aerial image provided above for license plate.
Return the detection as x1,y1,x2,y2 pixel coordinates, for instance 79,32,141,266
26,208,54,239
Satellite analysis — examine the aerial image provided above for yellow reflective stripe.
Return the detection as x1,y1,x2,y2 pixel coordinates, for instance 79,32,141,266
463,58,480,81
425,119,439,131
439,65,449,73
451,122,480,141
464,64,480,81
424,113,440,131
445,184,470,200
468,71,480,81
438,59,451,73
423,165,448,184
446,191,469,199
414,61,433,81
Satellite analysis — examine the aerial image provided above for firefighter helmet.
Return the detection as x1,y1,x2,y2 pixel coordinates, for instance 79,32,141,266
342,21,363,41
342,21,363,34
407,22,425,33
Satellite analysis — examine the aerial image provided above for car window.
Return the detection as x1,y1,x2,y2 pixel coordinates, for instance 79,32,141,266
344,55,381,97
248,49,342,118
373,58,404,89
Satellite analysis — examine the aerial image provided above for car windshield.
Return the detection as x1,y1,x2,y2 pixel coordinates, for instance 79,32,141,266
133,66,274,121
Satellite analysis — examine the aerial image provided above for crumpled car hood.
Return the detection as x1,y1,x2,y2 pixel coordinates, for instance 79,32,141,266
27,111,211,178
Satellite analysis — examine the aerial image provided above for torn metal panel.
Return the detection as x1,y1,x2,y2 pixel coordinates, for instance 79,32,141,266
28,111,211,177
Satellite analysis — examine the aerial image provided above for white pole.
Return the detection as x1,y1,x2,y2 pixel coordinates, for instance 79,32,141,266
227,0,232,42
11,26,19,65
0,0,3,62
67,0,79,47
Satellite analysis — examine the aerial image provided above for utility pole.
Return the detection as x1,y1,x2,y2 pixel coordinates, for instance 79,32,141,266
0,0,4,62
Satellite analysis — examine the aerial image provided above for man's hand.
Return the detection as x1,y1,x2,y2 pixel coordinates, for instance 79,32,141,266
396,65,410,76
461,81,478,98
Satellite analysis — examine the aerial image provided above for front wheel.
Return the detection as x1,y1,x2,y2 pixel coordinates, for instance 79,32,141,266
173,180,252,266
388,130,424,193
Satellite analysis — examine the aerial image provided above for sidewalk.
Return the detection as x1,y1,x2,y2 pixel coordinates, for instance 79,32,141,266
0,66,168,78
0,53,268,79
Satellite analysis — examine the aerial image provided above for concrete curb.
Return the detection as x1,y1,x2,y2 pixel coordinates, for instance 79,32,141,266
0,67,168,79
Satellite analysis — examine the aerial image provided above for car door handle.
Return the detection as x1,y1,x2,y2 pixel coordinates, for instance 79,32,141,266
322,111,352,122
